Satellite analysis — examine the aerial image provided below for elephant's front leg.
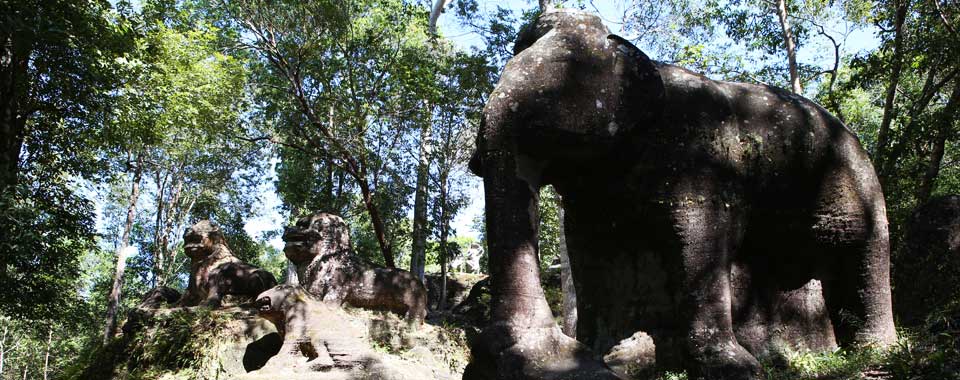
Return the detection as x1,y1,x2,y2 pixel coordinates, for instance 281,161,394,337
668,184,761,380
464,149,620,380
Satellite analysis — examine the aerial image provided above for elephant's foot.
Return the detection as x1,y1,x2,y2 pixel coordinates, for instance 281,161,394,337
687,337,762,380
463,323,622,380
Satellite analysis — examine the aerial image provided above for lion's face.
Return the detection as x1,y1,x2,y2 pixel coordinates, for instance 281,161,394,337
183,220,225,260
282,213,349,265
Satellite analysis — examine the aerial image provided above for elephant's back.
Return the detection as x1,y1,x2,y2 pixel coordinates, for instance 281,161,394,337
655,67,879,200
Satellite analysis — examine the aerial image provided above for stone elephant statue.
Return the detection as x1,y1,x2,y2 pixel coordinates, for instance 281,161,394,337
465,9,896,380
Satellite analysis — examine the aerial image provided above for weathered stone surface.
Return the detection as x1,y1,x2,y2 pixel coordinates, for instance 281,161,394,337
603,331,657,379
80,297,468,380
451,277,491,326
426,272,485,312
283,212,427,322
469,7,896,380
249,285,462,379
897,195,960,325
178,220,278,307
254,285,371,372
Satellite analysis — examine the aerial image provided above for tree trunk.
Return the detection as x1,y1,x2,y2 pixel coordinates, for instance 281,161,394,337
775,0,802,93
881,66,958,178
359,181,395,268
438,165,450,313
103,154,144,345
0,324,7,376
0,32,29,193
875,0,909,175
42,329,51,380
285,260,299,285
152,169,168,288
156,174,183,286
917,84,960,203
539,0,554,12
557,199,577,338
428,0,451,36
0,117,24,192
410,119,431,282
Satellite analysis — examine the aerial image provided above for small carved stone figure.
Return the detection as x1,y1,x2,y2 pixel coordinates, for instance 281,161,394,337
467,8,896,380
178,220,277,307
282,212,427,323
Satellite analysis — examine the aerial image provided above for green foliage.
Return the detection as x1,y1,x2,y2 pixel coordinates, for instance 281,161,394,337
654,371,689,380
0,0,134,183
0,184,96,321
538,186,563,271
886,301,960,380
0,0,131,326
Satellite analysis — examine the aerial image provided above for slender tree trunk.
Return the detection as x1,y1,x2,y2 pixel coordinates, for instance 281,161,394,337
0,33,30,193
878,67,958,183
775,0,802,93
325,162,334,204
428,0,451,36
438,165,450,312
152,169,168,288
103,154,144,345
0,324,7,376
156,175,183,286
917,84,960,203
42,329,51,380
359,181,395,268
875,0,909,175
557,198,577,338
285,261,299,285
539,0,554,12
410,117,432,282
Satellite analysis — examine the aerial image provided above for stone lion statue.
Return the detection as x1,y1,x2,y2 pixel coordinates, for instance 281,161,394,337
178,220,277,307
282,212,427,323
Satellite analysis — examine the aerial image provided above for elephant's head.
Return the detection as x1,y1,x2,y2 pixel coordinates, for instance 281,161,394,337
472,9,664,176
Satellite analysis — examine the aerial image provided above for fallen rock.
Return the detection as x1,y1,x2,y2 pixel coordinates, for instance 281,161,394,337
603,331,657,379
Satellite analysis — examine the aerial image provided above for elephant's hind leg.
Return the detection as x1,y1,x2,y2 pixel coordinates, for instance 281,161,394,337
813,164,896,346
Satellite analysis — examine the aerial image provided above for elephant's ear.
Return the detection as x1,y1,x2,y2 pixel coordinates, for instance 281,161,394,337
606,34,665,126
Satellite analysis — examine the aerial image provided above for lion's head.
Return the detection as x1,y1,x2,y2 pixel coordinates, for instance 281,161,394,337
183,220,228,260
254,285,314,327
282,212,351,265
